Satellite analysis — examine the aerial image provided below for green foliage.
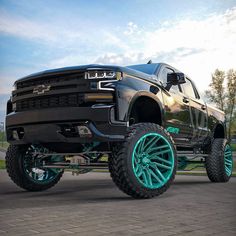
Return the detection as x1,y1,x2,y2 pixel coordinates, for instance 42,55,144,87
231,143,236,151
0,131,6,142
0,160,6,169
205,69,236,140
206,69,225,110
0,142,9,150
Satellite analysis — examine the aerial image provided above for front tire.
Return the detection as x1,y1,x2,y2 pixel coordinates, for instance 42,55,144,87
109,123,177,199
6,145,64,191
206,138,233,182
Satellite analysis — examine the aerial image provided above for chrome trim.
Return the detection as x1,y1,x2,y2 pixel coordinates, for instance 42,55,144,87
91,104,114,109
85,71,117,79
97,80,118,91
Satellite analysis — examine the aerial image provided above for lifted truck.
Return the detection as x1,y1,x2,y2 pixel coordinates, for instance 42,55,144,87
5,62,233,198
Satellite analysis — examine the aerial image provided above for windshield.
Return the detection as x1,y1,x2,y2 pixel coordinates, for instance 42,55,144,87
127,64,160,75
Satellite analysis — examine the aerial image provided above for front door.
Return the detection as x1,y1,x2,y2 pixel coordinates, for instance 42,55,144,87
158,66,192,145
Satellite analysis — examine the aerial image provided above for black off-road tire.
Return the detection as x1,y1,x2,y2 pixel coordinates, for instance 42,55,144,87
206,138,232,182
6,145,64,191
109,123,177,199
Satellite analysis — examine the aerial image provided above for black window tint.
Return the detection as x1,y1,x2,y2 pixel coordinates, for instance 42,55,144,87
159,67,180,92
159,67,173,85
181,78,196,98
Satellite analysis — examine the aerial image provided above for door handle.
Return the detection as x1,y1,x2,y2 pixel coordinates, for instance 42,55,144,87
201,105,207,110
182,97,189,103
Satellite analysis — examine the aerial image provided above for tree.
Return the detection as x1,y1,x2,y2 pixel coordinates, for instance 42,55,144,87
205,69,236,140
226,69,236,140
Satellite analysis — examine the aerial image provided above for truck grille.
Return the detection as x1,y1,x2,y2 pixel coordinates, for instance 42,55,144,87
16,93,85,111
13,71,90,112
17,72,85,89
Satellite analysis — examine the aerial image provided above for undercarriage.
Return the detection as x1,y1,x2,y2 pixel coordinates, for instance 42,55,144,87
27,145,209,174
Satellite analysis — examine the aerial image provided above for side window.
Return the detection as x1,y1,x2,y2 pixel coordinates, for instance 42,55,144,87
159,67,180,92
181,78,197,98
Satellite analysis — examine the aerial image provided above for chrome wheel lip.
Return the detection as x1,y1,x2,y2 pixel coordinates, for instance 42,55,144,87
132,132,175,189
224,144,233,177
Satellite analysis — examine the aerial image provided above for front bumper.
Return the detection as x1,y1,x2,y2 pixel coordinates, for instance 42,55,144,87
6,105,127,145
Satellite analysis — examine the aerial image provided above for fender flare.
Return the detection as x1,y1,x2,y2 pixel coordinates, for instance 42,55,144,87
126,91,165,124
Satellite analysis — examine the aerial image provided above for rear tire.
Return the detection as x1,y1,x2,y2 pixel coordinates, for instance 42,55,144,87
109,123,177,199
206,138,233,182
6,145,64,191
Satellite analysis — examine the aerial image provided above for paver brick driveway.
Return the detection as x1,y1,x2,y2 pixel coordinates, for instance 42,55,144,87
0,170,235,236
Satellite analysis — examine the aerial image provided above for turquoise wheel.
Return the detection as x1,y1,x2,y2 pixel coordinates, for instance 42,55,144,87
23,146,64,184
109,123,177,199
206,138,233,182
132,133,175,189
5,145,64,191
224,144,233,177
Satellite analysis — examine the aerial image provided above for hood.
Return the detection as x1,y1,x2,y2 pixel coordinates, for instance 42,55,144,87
15,64,156,83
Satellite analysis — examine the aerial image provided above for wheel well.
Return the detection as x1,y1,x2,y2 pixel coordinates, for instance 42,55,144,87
214,124,225,139
129,96,162,125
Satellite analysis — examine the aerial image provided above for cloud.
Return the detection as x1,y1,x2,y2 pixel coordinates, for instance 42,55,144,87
94,7,236,91
124,22,139,36
95,52,146,65
1,6,236,99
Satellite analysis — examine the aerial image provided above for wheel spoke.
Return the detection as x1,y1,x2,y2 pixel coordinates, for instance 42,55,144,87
224,153,232,157
149,168,162,184
135,165,143,177
225,158,232,164
142,171,148,185
143,136,160,153
225,166,231,174
133,156,138,166
145,169,153,187
137,170,143,178
153,162,172,170
153,167,166,182
149,150,172,161
147,144,169,154
150,155,172,165
148,150,171,159
137,137,146,155
224,150,232,154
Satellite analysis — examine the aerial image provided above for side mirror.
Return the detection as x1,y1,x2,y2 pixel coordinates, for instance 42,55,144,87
167,72,186,85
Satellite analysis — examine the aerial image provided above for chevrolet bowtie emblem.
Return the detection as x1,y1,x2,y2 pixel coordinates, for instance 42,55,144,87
33,84,51,95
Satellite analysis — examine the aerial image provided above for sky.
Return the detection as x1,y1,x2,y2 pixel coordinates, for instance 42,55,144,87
0,0,236,122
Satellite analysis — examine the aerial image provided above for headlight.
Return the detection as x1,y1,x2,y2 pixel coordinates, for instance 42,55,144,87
86,70,117,79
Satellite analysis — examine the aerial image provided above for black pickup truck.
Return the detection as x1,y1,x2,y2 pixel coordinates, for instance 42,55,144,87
5,62,233,198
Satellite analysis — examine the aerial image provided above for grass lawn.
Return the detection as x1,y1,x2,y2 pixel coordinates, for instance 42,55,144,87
179,160,236,171
0,142,9,151
0,160,6,169
231,143,236,151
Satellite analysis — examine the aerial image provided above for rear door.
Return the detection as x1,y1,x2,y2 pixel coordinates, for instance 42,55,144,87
158,66,193,145
180,78,209,145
